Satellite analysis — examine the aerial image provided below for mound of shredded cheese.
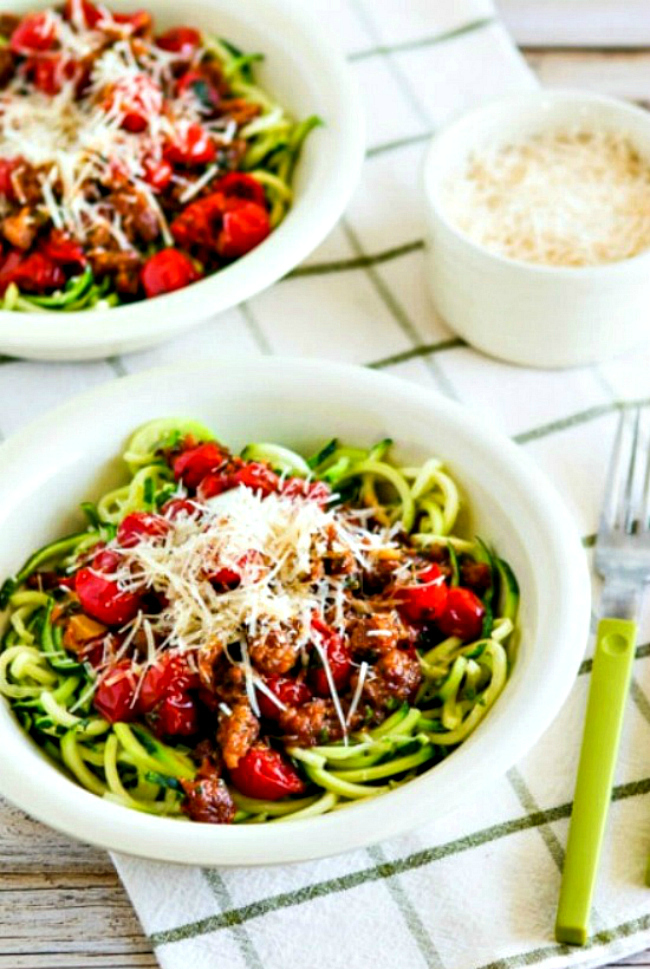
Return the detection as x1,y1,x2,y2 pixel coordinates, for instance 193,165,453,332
442,128,650,267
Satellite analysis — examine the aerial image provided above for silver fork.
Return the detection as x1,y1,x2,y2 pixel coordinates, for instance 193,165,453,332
556,406,650,945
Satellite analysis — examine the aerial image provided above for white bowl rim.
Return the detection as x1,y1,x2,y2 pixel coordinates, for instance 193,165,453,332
0,358,592,865
424,87,650,278
0,0,366,354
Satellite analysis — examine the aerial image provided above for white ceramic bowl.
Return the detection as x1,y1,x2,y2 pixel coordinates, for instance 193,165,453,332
423,90,650,368
0,0,365,362
0,359,590,865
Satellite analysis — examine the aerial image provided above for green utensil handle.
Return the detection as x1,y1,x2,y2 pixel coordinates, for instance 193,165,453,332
555,617,637,946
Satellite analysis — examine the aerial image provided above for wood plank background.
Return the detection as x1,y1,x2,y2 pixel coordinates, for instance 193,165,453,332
3,3,650,967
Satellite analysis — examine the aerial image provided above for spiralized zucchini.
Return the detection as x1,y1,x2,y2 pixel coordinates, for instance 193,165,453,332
0,423,519,822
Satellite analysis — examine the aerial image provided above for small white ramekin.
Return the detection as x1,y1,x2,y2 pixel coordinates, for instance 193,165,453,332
423,90,650,369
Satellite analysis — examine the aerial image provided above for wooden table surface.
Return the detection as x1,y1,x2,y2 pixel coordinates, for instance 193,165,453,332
3,4,650,968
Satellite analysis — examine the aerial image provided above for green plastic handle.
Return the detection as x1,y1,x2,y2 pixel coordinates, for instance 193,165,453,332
555,617,637,946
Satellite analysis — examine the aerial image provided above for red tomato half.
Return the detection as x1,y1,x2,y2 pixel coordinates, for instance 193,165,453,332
104,75,163,133
117,512,171,549
170,193,224,248
0,160,18,200
161,498,200,521
232,462,279,496
142,157,173,192
11,13,57,54
156,26,202,58
141,248,200,298
217,172,266,208
155,690,198,736
257,675,312,720
63,0,104,29
218,202,270,260
229,746,305,801
75,554,142,627
309,617,352,697
165,123,216,166
394,563,449,624
112,10,152,34
40,230,86,268
93,660,140,723
437,587,485,642
172,441,228,489
139,653,199,713
9,253,66,294
27,55,78,96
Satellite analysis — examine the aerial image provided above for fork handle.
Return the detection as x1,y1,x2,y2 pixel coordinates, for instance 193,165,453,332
555,617,637,945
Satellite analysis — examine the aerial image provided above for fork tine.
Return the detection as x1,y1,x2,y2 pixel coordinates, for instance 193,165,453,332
601,409,628,533
623,406,642,534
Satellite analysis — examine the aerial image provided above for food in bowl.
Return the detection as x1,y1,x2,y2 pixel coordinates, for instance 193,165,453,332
0,1,318,311
0,418,519,824
441,127,650,267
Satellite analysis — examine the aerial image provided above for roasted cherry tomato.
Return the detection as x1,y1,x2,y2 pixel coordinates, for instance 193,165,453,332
104,75,163,133
63,0,104,28
161,497,200,520
196,472,233,502
156,26,202,58
0,159,18,200
112,9,153,33
217,201,271,259
394,563,449,624
93,660,140,723
176,70,220,110
281,478,331,506
11,12,57,54
155,690,198,736
210,550,263,589
165,123,216,166
0,250,23,292
27,55,78,96
437,587,486,641
170,193,224,248
141,248,200,298
75,553,142,627
139,652,199,713
229,745,305,801
9,253,66,294
216,172,266,207
39,229,86,268
232,462,279,496
256,675,312,720
142,157,173,192
117,512,171,549
172,441,228,489
309,617,352,697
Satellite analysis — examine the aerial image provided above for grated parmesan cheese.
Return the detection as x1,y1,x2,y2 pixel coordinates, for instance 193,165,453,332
442,128,650,267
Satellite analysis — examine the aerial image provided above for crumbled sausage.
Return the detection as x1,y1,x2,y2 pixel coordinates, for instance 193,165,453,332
355,648,422,712
248,622,301,675
278,698,345,747
0,48,15,88
181,761,236,824
2,207,37,249
217,700,260,769
348,611,409,658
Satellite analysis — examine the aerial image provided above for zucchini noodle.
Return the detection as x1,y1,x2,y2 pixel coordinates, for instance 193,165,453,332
0,422,520,823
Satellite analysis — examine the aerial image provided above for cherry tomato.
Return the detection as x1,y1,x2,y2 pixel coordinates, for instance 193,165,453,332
27,55,78,96
281,478,331,506
170,193,224,248
173,442,228,489
165,123,216,166
309,617,352,697
196,472,233,502
0,250,23,293
437,587,486,642
141,248,200,298
210,550,263,588
217,202,271,259
117,512,171,549
155,690,198,736
39,229,86,268
176,70,220,110
257,675,312,720
161,497,200,520
75,554,142,627
217,172,266,208
93,660,140,723
229,745,305,800
232,462,279,496
104,75,163,133
11,13,57,54
63,0,104,28
156,26,202,58
139,653,199,712
112,10,152,34
0,160,18,201
394,563,449,624
9,253,66,294
143,157,173,192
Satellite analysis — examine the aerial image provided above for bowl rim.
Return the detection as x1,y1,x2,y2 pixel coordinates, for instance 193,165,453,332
0,0,366,354
0,358,592,865
423,87,650,279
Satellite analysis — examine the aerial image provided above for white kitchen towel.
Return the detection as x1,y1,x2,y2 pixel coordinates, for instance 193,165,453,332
4,2,650,968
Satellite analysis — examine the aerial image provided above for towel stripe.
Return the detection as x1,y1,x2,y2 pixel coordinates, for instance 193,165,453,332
151,776,650,948
289,240,425,278
348,17,495,61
